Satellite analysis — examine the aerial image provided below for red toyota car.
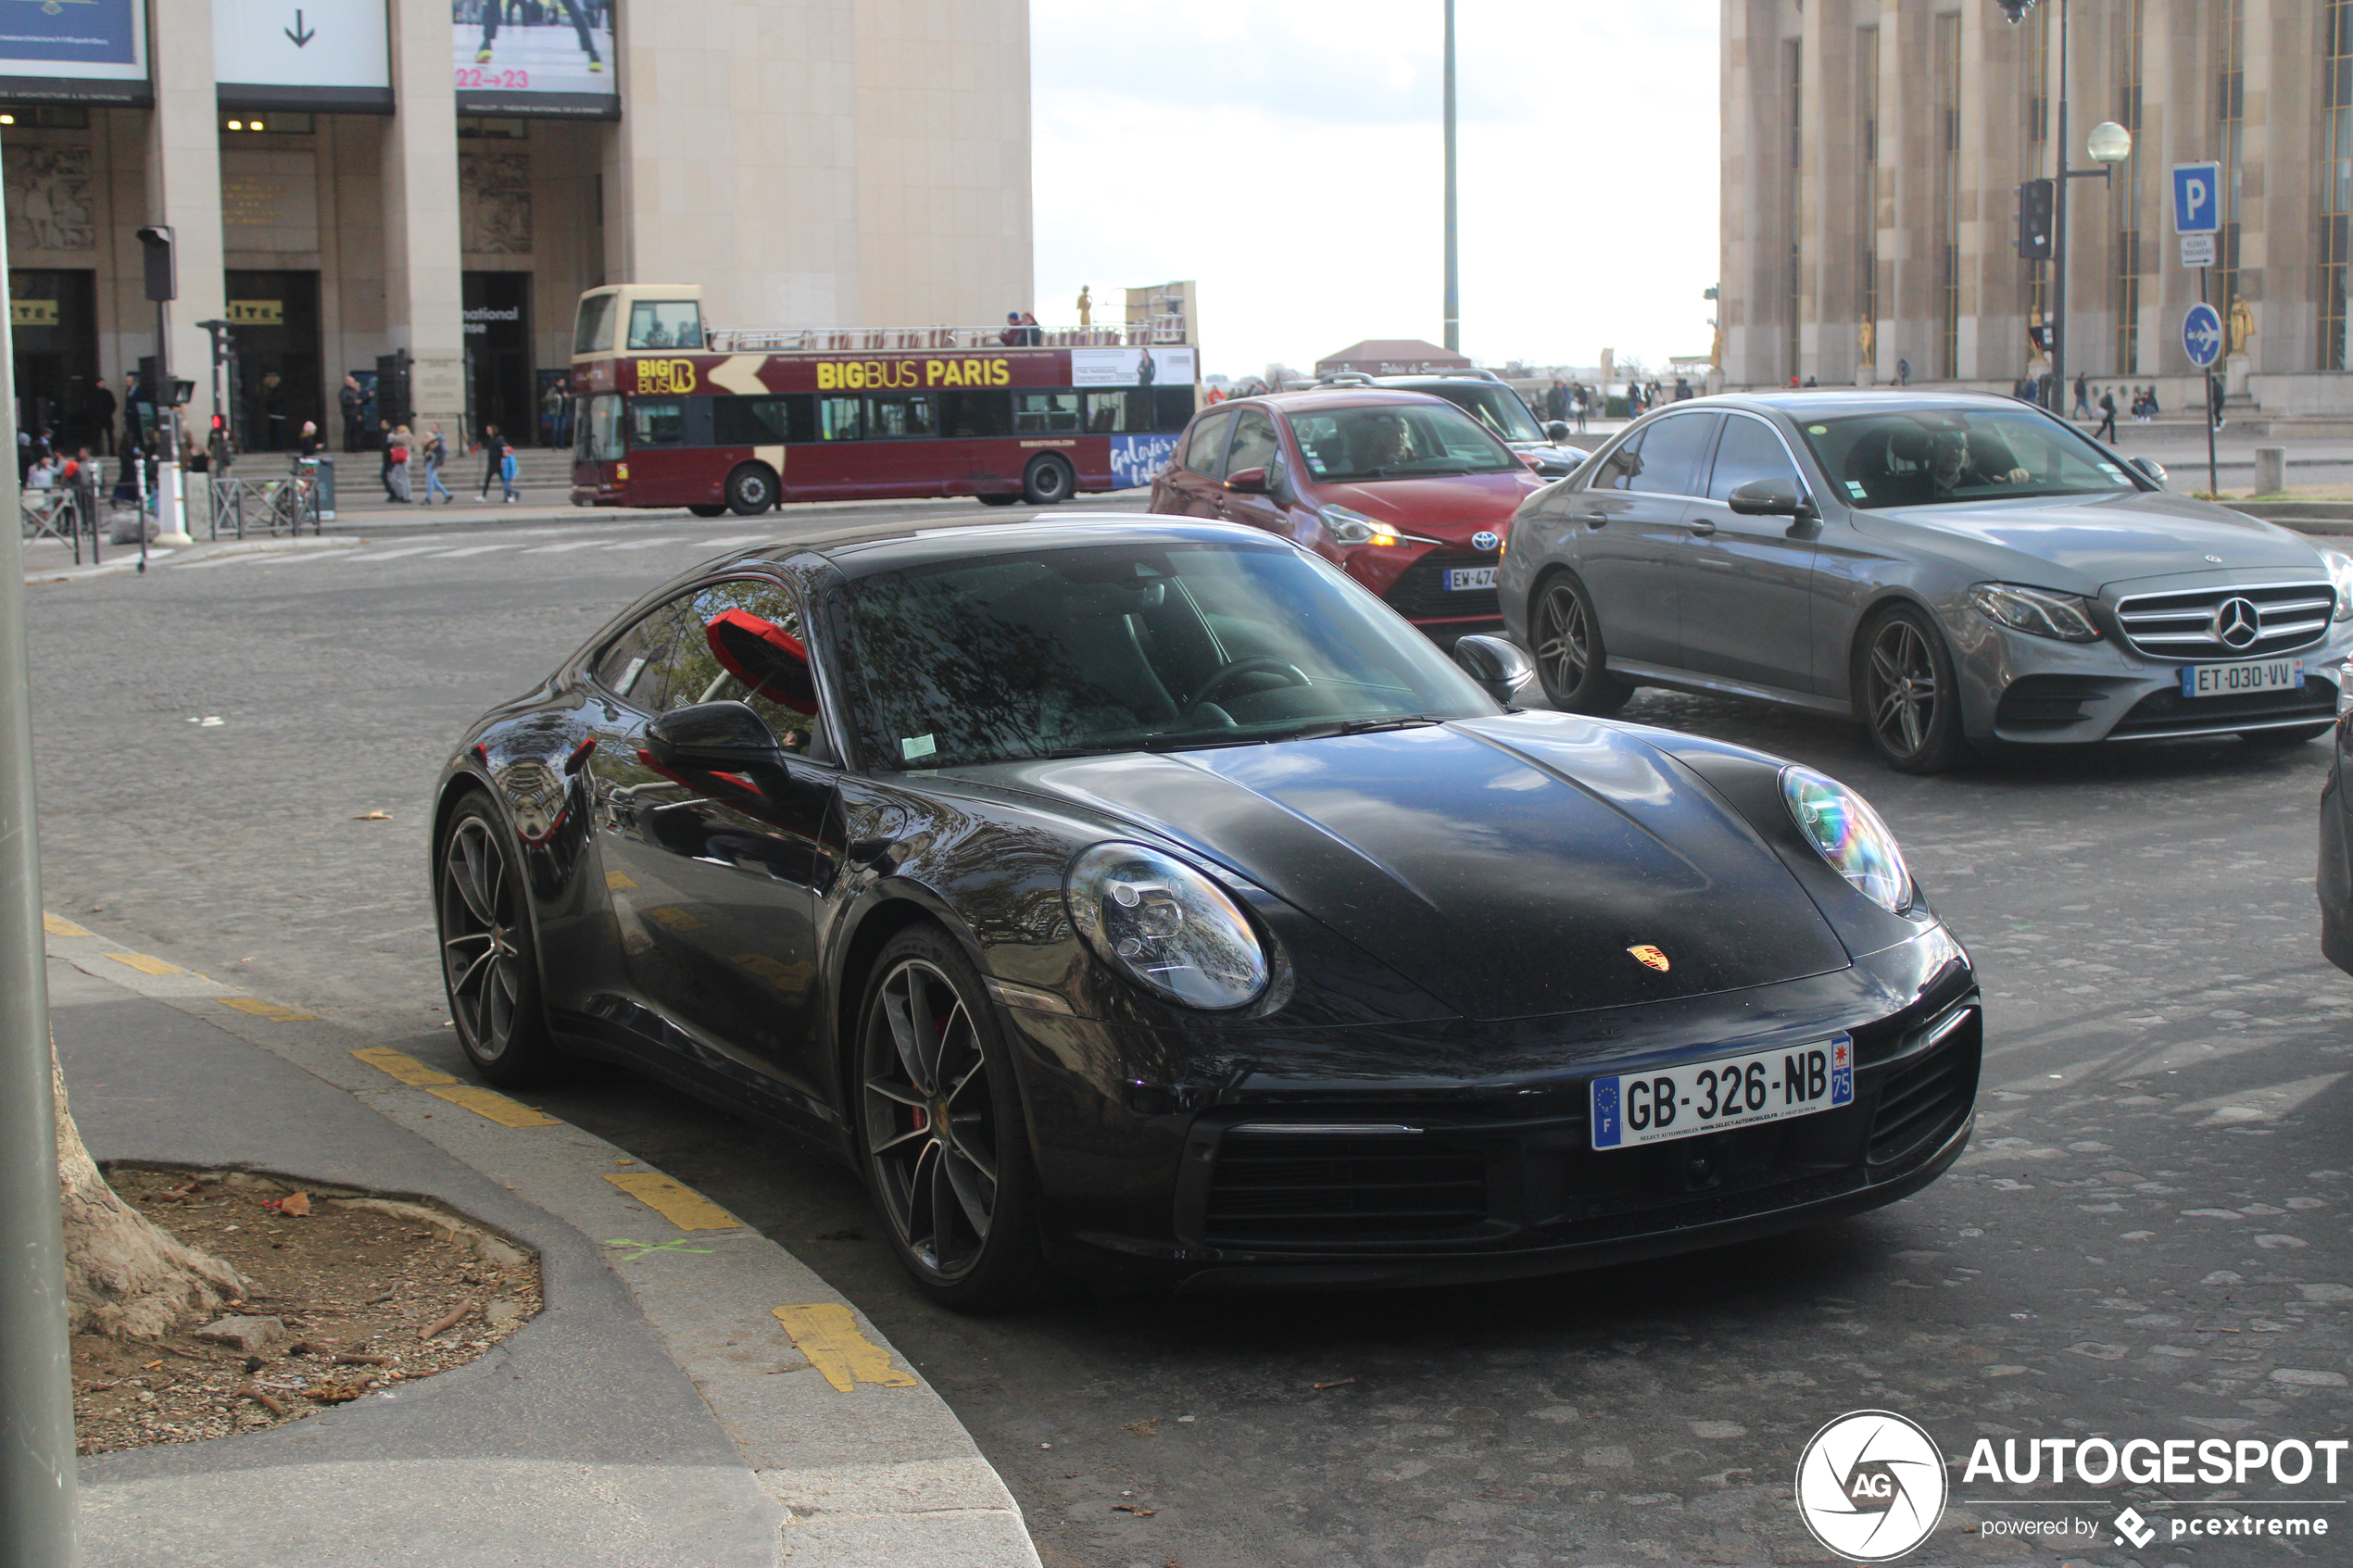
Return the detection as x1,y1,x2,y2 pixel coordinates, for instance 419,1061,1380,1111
1150,388,1548,633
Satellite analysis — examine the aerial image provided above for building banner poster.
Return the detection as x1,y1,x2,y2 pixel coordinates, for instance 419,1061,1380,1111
1109,433,1179,489
0,0,149,103
454,0,619,119
1071,346,1197,389
216,0,392,112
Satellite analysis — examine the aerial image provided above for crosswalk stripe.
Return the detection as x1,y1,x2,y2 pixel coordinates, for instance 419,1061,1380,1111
343,545,451,561
430,543,521,558
602,538,687,550
696,535,773,547
522,539,617,553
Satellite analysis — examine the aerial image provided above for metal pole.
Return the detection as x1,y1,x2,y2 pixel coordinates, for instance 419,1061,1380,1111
0,236,84,1568
1442,0,1459,354
2203,265,2219,497
2049,0,2069,406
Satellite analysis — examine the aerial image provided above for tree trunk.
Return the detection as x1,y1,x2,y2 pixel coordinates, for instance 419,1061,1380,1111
53,1044,250,1339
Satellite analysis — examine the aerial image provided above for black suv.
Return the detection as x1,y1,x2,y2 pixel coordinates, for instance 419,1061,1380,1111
1317,370,1589,477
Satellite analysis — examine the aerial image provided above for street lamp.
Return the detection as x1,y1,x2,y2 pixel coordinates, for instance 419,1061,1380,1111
1994,1,2128,413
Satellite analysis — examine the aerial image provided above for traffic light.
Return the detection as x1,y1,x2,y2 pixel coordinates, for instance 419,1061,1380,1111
134,224,176,302
2016,180,2054,260
375,348,413,428
136,355,160,400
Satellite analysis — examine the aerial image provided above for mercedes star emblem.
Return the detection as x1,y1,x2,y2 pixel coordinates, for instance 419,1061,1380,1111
2212,596,2262,650
1472,530,1501,553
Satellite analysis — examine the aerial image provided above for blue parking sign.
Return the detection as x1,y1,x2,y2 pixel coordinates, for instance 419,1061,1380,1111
2173,162,2221,234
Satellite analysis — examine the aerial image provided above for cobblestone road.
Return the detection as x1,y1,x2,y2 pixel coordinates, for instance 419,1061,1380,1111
24,503,2349,1567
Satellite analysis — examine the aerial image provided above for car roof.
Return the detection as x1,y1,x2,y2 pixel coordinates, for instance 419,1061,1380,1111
744,513,1292,578
1221,387,1459,416
1650,389,2050,420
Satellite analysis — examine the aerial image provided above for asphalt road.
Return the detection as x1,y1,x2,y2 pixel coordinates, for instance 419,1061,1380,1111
23,499,2351,1568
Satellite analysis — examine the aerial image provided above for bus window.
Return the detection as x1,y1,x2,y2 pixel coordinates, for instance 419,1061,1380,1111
1152,386,1197,432
938,389,1012,437
819,397,862,441
1084,392,1129,433
573,293,617,355
625,299,704,351
630,398,685,447
714,395,813,445
869,395,937,438
582,394,623,461
1014,392,1079,433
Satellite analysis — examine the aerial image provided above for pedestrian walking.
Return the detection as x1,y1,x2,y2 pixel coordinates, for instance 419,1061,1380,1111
1571,384,1589,434
2094,389,2118,443
88,376,117,456
1895,357,1911,387
378,418,400,500
421,424,452,504
386,424,413,503
340,374,366,451
480,423,517,501
2072,371,2091,420
2208,371,2227,432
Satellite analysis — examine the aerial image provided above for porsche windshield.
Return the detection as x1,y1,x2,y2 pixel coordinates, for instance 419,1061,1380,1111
840,541,1496,770
1291,403,1523,481
1794,406,2143,508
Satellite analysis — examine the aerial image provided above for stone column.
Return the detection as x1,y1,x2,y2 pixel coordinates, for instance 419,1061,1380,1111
382,0,464,443
145,0,226,543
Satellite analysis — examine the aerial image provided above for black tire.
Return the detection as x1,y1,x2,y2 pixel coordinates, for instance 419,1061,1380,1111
435,796,561,1086
1021,455,1075,506
1528,572,1633,714
1855,604,1968,774
854,922,1050,1312
2243,723,2333,747
976,493,1019,507
724,463,778,516
687,502,728,518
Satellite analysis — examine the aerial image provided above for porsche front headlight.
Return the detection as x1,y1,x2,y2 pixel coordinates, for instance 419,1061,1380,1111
1780,766,1912,914
1065,842,1268,1009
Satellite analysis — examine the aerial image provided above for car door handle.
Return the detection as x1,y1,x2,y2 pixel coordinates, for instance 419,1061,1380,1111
1579,512,1607,526
1688,518,1717,536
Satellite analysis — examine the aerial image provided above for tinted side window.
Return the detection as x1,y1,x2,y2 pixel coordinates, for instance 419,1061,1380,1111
1624,414,1717,496
1152,386,1197,432
1224,409,1278,475
596,581,826,756
714,395,814,445
629,398,684,447
938,389,1012,438
869,394,937,438
1014,392,1080,433
1707,416,1802,500
1182,410,1236,477
1592,428,1645,491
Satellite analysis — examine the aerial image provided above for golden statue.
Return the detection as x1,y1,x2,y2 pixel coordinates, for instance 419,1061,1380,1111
1709,324,1723,370
2228,297,2255,355
1858,319,1875,366
1076,285,1092,327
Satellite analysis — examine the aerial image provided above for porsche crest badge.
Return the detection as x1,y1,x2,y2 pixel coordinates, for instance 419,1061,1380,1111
1626,945,1670,972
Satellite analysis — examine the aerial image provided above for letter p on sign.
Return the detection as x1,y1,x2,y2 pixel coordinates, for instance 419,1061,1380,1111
2173,162,2221,235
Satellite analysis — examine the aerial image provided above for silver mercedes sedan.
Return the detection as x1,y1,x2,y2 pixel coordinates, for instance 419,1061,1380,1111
1495,391,2353,772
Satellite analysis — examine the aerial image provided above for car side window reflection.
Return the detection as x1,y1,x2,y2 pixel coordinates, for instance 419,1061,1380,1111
1623,414,1717,497
1182,410,1236,478
1592,428,1646,491
1707,417,1803,501
593,581,829,760
1224,409,1278,476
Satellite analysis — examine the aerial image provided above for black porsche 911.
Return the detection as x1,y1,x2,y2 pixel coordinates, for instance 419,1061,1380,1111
434,514,1982,1309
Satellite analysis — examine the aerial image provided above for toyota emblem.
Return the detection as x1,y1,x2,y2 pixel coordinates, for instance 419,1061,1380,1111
1472,530,1501,553
2212,596,2262,650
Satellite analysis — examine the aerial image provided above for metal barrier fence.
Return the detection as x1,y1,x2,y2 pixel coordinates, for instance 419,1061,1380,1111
208,465,323,541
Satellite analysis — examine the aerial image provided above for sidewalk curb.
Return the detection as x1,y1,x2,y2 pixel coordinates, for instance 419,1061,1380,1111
44,916,1042,1568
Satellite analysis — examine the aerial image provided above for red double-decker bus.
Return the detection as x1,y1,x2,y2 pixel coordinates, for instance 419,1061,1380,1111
568,284,1199,514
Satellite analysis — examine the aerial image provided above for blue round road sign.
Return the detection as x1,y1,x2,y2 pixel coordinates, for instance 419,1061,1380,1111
2183,303,2224,368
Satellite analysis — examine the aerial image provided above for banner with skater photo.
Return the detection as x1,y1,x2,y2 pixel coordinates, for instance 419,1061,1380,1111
0,0,149,106
452,0,618,119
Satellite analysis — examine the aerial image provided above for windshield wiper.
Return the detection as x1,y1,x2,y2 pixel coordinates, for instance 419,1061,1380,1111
1274,713,1452,743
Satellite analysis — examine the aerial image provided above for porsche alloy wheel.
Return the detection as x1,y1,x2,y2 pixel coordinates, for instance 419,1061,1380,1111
1859,608,1965,774
437,799,558,1085
857,928,1046,1311
1531,575,1631,714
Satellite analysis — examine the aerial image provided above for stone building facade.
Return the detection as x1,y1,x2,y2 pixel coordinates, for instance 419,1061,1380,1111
2,0,1034,453
1719,0,2353,418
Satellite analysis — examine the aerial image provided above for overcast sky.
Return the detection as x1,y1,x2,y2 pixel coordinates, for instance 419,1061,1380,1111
1030,0,1719,382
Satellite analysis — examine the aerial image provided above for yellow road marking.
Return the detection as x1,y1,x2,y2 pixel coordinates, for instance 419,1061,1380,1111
605,872,636,890
220,997,319,1022
43,913,91,937
106,953,183,975
424,1084,561,1127
350,1047,459,1086
648,905,706,931
772,1304,918,1392
606,1172,741,1231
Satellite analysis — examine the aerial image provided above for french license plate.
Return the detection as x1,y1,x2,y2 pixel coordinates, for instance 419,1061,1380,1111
1446,567,1498,591
1590,1035,1854,1150
2182,658,2303,697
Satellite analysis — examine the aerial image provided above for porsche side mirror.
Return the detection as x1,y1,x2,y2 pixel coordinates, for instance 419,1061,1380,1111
646,700,781,773
1546,420,1573,443
1727,477,1818,520
1452,634,1533,706
1226,467,1269,495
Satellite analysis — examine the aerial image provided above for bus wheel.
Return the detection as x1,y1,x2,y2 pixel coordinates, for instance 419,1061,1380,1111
687,503,727,518
724,463,778,516
977,493,1018,507
1022,455,1074,506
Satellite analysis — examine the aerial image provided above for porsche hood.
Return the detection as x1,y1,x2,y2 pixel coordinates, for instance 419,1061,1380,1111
988,713,1855,1022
